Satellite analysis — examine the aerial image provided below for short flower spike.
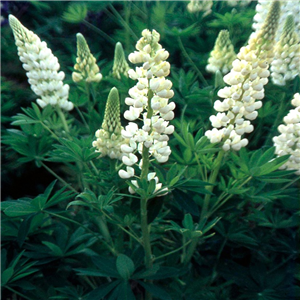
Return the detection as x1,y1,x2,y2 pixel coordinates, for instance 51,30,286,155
9,15,73,111
72,33,102,83
101,87,122,135
92,87,125,160
112,42,130,80
206,30,236,75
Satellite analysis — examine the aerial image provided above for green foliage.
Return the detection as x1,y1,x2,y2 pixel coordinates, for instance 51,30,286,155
1,1,299,300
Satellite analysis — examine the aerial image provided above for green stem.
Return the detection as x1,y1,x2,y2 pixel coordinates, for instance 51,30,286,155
210,237,227,284
95,215,115,250
209,176,252,216
5,286,32,300
40,161,78,194
56,106,70,133
282,176,300,190
82,20,115,45
83,276,97,289
90,161,99,176
177,36,208,87
75,106,89,130
140,197,152,270
108,4,138,40
183,151,224,265
200,150,224,220
124,1,131,52
40,121,59,140
101,210,142,245
141,196,153,300
154,240,192,262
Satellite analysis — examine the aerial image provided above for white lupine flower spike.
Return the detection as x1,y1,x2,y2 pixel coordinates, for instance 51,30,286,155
253,0,300,40
273,93,300,175
205,1,281,151
92,87,125,160
206,30,236,75
72,33,102,83
271,15,300,86
9,15,73,111
112,42,130,79
119,29,175,197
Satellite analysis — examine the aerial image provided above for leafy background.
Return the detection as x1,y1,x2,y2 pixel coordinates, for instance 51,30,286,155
1,1,300,300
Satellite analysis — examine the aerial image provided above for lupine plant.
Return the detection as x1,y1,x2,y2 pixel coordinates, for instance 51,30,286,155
1,1,300,300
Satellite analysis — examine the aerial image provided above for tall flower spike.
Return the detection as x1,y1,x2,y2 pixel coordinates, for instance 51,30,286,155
187,0,213,16
253,0,300,40
205,1,281,151
206,30,236,75
112,42,130,80
273,93,300,175
271,15,300,86
118,29,175,196
72,33,102,83
9,15,73,111
92,87,125,160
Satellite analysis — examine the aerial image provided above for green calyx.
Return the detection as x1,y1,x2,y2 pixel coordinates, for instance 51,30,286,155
112,42,130,79
102,87,122,135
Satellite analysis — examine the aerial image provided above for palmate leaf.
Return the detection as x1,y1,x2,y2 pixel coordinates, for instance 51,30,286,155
2,181,75,217
1,250,38,287
62,3,87,23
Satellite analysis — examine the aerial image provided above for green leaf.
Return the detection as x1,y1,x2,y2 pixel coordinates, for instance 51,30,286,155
42,241,64,257
117,281,136,300
62,3,87,23
116,254,135,280
87,281,120,300
1,267,14,286
4,203,39,217
182,214,194,231
138,281,172,300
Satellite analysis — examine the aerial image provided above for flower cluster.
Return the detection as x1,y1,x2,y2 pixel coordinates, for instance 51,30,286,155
253,0,300,40
118,29,175,195
206,30,236,75
273,93,300,175
92,87,125,160
205,1,280,151
226,0,251,7
9,15,73,111
271,15,300,86
112,42,130,80
187,0,213,16
72,33,102,83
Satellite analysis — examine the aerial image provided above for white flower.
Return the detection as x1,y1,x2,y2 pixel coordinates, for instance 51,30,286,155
205,2,280,151
119,29,175,196
273,93,300,175
253,0,300,40
9,15,73,111
118,167,135,179
271,15,300,86
206,30,236,75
